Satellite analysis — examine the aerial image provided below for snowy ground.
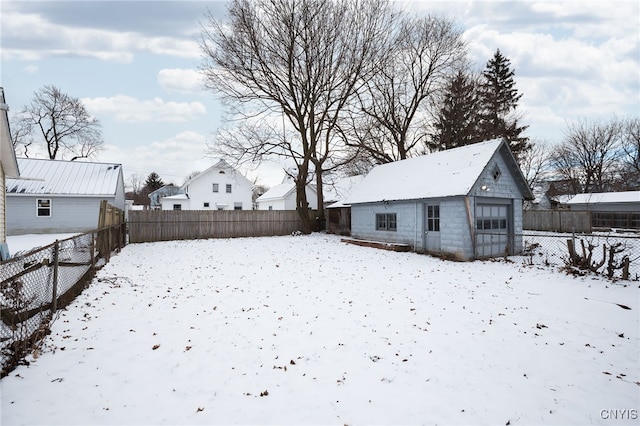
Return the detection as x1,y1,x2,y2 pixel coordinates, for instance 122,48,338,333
1,234,638,425
6,233,79,256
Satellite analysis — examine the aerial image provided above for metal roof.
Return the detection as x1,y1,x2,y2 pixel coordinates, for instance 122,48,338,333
6,158,122,196
566,191,640,205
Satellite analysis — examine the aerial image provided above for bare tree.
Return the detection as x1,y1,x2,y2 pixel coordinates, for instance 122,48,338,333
20,85,103,161
519,139,551,189
200,0,393,233
551,117,623,193
345,14,466,164
10,115,35,157
619,117,640,189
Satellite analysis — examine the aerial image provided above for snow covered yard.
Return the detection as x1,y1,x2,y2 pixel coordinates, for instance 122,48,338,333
1,233,638,425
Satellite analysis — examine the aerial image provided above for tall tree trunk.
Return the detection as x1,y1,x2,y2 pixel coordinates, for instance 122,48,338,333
315,170,325,230
295,163,313,234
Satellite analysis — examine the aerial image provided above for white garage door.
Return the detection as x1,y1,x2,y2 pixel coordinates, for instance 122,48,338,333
476,204,509,257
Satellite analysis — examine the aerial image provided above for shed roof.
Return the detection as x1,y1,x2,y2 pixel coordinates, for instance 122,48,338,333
566,191,640,205
347,139,532,204
7,158,123,196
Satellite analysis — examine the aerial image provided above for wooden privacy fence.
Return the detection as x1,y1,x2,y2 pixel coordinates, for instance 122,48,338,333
523,210,592,233
128,210,316,243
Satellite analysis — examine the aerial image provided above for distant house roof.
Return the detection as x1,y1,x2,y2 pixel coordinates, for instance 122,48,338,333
183,159,252,188
6,158,123,196
347,139,533,204
325,175,365,208
148,184,184,206
566,191,640,205
162,194,189,201
256,179,317,202
0,87,20,179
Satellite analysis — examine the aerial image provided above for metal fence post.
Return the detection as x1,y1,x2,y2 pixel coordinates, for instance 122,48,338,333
52,240,59,313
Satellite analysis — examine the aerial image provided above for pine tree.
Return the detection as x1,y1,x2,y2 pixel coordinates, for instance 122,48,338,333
477,49,529,159
429,70,480,151
144,172,164,192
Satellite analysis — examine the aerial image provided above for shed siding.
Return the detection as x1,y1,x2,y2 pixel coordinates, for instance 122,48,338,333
7,195,115,235
351,197,475,259
351,201,423,249
438,198,475,260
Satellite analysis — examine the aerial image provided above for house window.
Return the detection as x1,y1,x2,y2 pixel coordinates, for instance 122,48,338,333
268,206,273,211
427,205,440,231
203,202,210,208
234,203,242,210
173,204,182,211
212,183,219,193
37,199,51,217
376,213,397,231
226,184,232,193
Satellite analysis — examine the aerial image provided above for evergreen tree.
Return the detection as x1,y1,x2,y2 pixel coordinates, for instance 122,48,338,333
429,70,480,151
144,172,164,192
477,49,529,159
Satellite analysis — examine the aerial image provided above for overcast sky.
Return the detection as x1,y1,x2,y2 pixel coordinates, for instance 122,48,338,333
1,0,638,189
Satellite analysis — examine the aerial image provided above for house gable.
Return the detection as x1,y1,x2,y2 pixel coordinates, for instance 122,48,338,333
178,160,253,210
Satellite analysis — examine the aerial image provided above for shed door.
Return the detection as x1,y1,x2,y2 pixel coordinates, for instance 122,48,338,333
476,204,509,257
424,204,441,252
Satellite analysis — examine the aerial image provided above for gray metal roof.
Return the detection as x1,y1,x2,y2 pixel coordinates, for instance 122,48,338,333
6,158,122,196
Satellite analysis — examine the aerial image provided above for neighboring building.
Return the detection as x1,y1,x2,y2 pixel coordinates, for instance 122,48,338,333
255,177,318,211
526,178,578,210
346,139,534,260
6,158,125,235
0,88,21,258
564,191,640,230
160,159,253,211
149,184,183,210
325,175,364,236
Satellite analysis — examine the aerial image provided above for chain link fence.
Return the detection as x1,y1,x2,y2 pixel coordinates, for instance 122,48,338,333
509,231,640,281
0,224,126,377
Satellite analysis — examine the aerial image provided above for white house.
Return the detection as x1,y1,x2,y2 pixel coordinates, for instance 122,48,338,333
160,160,253,211
346,139,534,260
255,177,317,210
0,88,21,258
6,158,125,235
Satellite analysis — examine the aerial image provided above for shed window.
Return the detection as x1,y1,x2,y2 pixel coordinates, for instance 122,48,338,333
492,165,502,181
234,202,242,210
203,202,210,208
37,199,51,217
226,184,232,193
173,204,182,211
427,205,440,231
212,183,219,193
376,213,397,231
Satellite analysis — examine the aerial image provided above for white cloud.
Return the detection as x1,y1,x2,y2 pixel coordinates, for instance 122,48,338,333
99,131,213,186
1,7,200,62
157,68,205,94
83,95,206,123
